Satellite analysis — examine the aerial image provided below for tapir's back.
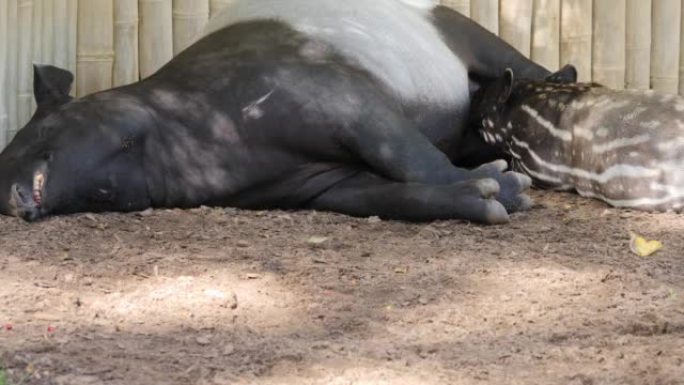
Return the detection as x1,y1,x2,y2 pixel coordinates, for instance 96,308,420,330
202,0,468,111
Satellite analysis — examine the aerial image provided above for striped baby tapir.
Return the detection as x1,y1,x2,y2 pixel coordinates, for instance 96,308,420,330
470,65,684,212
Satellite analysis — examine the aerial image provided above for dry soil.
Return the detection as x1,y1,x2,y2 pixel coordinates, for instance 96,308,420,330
1,190,683,385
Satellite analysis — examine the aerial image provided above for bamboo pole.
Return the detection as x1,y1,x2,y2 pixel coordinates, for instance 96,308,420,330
42,0,54,62
17,0,34,131
532,0,561,71
592,0,626,89
173,0,209,55
0,0,8,148
67,0,78,83
6,0,18,142
114,0,140,86
31,0,45,114
440,0,470,17
209,0,230,19
680,4,684,94
500,0,534,58
31,0,44,66
650,0,680,92
470,0,498,35
139,0,174,78
77,0,114,96
560,0,592,82
53,0,71,70
625,0,651,90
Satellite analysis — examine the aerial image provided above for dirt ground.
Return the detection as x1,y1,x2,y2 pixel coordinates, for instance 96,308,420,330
0,190,683,385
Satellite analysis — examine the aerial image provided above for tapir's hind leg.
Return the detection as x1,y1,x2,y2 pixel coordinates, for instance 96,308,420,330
327,88,532,216
308,172,510,224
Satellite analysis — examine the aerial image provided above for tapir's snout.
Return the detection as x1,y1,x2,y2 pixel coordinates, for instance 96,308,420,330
8,182,43,222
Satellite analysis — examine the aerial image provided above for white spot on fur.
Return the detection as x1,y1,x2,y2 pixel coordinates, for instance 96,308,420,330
591,135,651,154
623,106,648,121
242,90,275,121
658,137,684,152
578,187,684,209
521,105,571,141
511,136,661,183
641,120,662,130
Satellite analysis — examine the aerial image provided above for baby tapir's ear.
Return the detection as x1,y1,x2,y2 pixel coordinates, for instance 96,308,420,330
33,64,74,110
499,68,515,103
546,64,578,84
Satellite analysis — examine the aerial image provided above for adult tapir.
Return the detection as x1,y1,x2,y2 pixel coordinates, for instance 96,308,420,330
0,0,550,224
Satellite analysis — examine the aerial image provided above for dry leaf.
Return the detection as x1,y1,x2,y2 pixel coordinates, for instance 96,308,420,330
629,232,663,257
307,236,328,245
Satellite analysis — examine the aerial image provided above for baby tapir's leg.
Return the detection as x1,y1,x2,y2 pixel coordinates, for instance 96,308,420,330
308,172,510,223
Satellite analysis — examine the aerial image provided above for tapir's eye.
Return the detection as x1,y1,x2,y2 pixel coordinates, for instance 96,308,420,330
42,152,54,162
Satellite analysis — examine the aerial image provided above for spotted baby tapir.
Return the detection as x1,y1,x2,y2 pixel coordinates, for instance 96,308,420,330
471,65,684,212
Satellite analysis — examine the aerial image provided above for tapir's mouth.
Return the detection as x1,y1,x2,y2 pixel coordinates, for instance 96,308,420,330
8,169,47,221
33,170,46,207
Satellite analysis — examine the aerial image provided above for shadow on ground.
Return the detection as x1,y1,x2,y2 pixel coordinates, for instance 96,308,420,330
1,190,683,384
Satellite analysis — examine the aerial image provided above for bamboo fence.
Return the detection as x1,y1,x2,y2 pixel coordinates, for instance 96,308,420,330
651,0,680,93
1,0,684,147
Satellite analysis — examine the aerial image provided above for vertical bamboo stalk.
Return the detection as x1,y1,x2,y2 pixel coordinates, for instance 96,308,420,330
592,0,626,89
6,0,18,142
470,0,498,35
139,0,173,78
67,0,78,81
17,0,34,131
173,0,209,55
679,3,684,94
29,0,43,115
560,0,592,82
625,0,651,90
651,0,680,92
0,0,9,148
42,0,54,62
209,0,230,18
31,0,44,65
114,0,140,86
440,0,470,17
77,0,114,96
53,0,71,70
532,0,561,71
500,0,534,57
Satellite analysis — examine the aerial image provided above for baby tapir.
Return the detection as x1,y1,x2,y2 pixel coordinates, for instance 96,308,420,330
471,65,684,212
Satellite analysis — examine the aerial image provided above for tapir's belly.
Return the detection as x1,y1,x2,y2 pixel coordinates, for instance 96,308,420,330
511,91,684,212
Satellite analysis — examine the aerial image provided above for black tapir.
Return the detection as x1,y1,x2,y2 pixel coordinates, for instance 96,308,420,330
0,0,550,224
471,65,684,212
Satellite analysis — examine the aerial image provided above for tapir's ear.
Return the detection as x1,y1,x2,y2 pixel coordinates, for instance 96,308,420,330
546,64,578,84
33,64,74,109
499,68,515,103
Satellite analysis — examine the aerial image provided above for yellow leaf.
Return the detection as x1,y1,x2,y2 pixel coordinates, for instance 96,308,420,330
629,232,663,257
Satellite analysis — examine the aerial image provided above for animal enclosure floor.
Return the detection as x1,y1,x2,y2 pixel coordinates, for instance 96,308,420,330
1,190,683,385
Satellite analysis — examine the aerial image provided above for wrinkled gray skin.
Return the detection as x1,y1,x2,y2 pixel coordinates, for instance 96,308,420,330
471,65,684,212
0,0,550,224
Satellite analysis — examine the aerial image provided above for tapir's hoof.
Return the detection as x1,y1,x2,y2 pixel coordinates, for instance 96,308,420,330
454,177,509,224
470,160,534,214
